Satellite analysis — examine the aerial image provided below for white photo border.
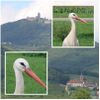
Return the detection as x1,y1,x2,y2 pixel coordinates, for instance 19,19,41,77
51,5,95,48
5,51,48,95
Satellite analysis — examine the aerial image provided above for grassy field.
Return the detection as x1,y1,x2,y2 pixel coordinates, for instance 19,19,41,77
5,53,47,94
53,6,94,18
53,6,94,47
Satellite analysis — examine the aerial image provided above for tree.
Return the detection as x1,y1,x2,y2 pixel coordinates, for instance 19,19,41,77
70,87,91,99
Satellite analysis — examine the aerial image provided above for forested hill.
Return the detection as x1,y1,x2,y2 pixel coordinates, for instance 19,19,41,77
48,42,99,84
1,18,51,50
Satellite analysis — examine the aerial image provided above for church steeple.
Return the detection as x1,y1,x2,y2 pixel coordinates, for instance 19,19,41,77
80,72,84,82
80,72,87,82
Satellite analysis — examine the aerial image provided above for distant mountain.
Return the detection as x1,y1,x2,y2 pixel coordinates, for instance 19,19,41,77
1,18,51,50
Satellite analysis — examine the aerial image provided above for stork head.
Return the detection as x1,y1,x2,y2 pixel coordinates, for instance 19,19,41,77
13,58,46,89
68,13,87,23
13,58,30,72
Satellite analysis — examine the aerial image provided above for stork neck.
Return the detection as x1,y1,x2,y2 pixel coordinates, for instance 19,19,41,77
14,69,24,94
70,18,76,36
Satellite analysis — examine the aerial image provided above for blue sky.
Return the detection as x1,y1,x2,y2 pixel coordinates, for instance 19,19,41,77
1,1,33,10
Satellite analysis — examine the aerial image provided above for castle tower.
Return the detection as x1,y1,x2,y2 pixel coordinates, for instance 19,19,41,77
36,12,40,19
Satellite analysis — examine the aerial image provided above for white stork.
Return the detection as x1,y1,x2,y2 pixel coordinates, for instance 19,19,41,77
13,58,46,94
62,13,87,47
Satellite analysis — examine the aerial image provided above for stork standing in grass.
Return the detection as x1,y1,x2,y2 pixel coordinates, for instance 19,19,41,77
62,13,87,47
13,58,46,94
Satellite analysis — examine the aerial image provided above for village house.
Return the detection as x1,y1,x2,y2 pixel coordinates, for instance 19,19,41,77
66,73,97,90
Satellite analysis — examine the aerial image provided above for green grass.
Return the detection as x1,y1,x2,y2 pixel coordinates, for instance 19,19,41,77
6,53,47,94
53,6,94,18
53,20,94,46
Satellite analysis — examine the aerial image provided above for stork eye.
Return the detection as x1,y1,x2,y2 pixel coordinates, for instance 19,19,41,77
73,14,76,16
20,62,26,67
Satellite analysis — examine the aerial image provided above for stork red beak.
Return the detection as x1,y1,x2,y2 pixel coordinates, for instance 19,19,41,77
24,68,46,89
75,16,87,23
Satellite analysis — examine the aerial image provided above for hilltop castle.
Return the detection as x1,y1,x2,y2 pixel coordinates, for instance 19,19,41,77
26,12,50,24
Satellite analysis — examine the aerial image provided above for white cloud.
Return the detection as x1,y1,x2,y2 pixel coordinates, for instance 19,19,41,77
53,0,95,5
15,0,52,20
1,0,96,24
0,4,18,24
15,0,96,20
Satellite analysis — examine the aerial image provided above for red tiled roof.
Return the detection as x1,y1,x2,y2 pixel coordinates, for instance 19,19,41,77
68,80,82,83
